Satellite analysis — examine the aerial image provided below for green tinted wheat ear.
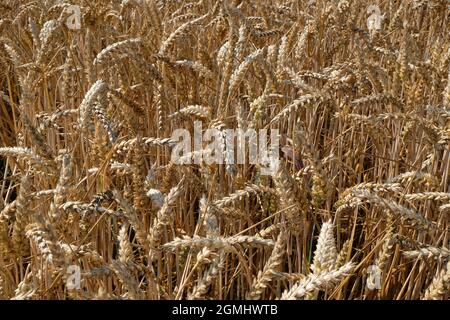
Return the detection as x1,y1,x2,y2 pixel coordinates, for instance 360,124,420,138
335,240,352,268
311,170,326,210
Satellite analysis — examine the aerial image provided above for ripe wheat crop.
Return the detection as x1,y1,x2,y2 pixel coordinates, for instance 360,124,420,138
0,0,449,300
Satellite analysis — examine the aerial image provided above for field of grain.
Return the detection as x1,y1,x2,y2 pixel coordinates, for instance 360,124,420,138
0,0,449,300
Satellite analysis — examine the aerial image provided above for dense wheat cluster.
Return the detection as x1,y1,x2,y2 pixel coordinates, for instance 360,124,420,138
0,0,449,300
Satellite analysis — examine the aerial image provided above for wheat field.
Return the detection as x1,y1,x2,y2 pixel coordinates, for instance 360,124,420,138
0,0,449,300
